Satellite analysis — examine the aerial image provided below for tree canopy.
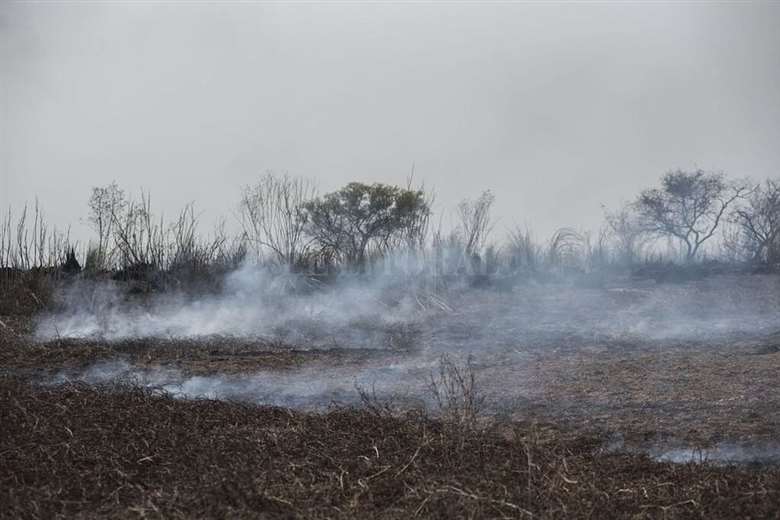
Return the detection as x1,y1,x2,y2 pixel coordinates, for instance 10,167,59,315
634,169,748,261
303,182,430,268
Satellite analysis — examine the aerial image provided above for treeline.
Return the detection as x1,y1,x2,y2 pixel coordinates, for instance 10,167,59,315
3,169,780,281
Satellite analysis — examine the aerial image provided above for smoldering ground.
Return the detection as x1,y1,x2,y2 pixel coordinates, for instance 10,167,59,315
33,264,780,437
37,262,780,345
35,264,431,344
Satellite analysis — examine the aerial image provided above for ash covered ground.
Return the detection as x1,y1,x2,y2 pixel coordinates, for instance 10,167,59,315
4,270,780,518
18,269,780,450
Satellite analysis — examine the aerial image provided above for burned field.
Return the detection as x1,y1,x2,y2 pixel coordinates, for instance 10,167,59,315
4,375,780,520
3,272,780,518
6,0,780,515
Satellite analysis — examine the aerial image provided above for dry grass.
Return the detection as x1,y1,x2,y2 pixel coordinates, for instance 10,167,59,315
518,341,780,448
2,376,780,519
0,269,54,316
5,274,780,517
427,354,483,433
0,335,401,381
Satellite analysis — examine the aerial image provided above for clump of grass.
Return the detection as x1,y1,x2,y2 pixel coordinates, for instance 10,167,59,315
355,382,397,418
427,354,483,433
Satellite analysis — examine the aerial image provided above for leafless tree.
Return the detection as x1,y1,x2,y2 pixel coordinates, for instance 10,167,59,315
457,190,495,258
634,170,749,262
110,190,166,269
731,179,780,264
719,220,751,263
87,182,126,270
603,203,647,266
239,172,317,267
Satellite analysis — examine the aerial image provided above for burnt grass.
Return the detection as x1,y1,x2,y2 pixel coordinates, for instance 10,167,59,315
2,347,780,520
3,376,780,520
4,274,780,518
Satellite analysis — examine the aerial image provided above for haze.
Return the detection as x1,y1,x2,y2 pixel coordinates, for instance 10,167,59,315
2,1,780,241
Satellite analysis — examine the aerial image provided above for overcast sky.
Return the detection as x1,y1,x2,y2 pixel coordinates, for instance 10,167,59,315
2,1,780,242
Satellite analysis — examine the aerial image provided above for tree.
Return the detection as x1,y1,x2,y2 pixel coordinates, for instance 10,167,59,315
634,170,749,262
396,176,435,253
731,179,780,264
303,182,430,269
87,182,126,270
603,203,647,266
456,190,495,257
110,190,165,269
239,173,317,267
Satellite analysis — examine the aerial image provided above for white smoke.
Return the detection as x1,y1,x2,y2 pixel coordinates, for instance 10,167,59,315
49,357,438,410
36,267,780,352
35,268,780,422
36,263,432,344
652,443,780,465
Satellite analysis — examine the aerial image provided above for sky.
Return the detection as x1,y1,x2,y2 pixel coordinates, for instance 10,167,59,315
2,1,780,243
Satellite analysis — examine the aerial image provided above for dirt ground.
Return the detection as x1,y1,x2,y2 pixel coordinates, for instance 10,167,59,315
506,335,780,448
3,375,780,519
5,312,780,450
3,275,780,517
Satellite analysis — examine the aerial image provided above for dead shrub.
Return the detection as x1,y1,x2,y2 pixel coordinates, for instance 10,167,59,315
355,382,396,418
427,354,484,432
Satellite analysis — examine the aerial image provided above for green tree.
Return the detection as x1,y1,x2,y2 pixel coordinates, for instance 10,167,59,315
303,182,430,269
